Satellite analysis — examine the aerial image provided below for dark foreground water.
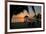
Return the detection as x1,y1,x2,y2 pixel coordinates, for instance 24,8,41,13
10,19,41,29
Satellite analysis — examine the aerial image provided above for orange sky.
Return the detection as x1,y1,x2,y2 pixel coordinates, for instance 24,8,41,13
11,10,35,23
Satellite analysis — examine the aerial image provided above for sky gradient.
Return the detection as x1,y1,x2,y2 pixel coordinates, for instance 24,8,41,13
11,6,41,23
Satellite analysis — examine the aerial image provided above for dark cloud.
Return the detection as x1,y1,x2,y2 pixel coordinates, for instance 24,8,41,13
32,6,35,13
10,5,29,15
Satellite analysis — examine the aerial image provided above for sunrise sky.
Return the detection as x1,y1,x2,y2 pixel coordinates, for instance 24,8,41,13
11,6,41,23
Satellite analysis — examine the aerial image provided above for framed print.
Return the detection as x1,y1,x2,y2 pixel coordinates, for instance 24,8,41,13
5,1,45,34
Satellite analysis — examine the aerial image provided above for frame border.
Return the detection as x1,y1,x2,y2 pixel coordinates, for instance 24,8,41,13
5,1,45,34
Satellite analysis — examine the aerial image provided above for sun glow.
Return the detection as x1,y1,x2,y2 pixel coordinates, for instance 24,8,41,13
11,10,35,23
